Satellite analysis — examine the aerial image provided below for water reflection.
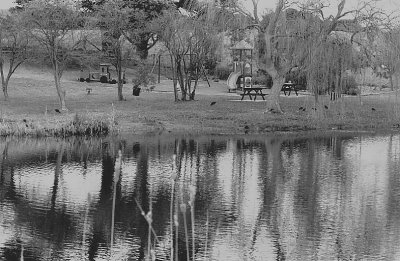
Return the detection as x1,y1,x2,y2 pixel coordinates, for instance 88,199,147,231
1,134,400,260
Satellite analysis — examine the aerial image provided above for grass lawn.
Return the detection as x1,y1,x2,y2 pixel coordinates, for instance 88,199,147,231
1,65,400,137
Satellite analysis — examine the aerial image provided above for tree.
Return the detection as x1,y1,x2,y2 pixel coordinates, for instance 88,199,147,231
122,0,172,60
22,0,84,111
153,7,222,101
365,28,400,91
228,0,387,112
0,12,30,100
152,10,189,101
94,0,138,101
79,0,171,60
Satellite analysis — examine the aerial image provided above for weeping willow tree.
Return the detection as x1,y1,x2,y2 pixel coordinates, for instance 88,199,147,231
366,28,400,91
262,1,367,111
305,32,357,103
362,27,400,117
227,0,386,112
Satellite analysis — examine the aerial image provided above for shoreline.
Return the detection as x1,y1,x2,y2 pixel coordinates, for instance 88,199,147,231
1,68,400,138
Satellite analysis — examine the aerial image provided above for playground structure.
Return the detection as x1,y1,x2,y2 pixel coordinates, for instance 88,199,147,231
79,63,125,84
226,40,253,92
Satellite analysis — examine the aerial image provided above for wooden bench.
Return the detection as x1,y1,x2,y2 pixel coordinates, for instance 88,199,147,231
281,83,298,96
240,87,267,101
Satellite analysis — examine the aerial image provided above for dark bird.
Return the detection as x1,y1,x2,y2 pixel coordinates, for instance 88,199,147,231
22,119,27,123
244,125,249,130
299,106,304,111
302,108,306,111
312,107,317,111
371,108,376,111
210,101,216,106
55,109,61,113
267,108,281,113
324,105,328,109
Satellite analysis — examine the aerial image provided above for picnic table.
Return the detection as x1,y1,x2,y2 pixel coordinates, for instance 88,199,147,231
281,82,298,96
240,87,268,101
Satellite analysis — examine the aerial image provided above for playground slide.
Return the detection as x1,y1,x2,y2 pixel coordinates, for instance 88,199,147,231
226,71,241,92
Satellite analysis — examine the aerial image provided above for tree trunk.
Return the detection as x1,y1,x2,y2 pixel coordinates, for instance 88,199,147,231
0,64,8,101
54,71,67,112
176,59,187,101
2,79,9,101
170,55,179,102
2,83,8,100
115,47,124,101
53,63,67,111
261,28,287,113
389,73,394,91
117,64,124,101
190,80,198,100
135,39,149,60
267,76,285,112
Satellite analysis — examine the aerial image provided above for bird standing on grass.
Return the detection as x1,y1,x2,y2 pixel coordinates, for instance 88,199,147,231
55,109,61,113
210,101,216,106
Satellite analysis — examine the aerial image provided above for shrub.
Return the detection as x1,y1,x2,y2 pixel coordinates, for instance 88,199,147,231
253,70,273,87
61,114,111,136
214,65,231,80
203,57,217,75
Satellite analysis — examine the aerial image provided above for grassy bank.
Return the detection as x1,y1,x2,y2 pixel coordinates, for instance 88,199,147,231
1,66,400,137
0,112,114,137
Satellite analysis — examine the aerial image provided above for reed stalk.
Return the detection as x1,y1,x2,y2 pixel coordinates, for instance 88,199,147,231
204,210,209,261
170,154,178,261
174,205,179,261
111,150,122,258
148,186,153,261
170,179,176,261
20,244,24,261
134,197,162,259
180,202,189,261
147,212,152,261
82,193,91,259
189,184,196,261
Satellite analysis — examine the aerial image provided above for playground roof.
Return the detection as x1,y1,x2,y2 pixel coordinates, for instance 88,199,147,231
230,40,253,50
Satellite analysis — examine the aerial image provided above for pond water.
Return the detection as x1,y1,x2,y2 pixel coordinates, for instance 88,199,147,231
1,133,400,261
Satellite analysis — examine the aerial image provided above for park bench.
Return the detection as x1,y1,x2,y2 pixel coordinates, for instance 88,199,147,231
281,82,298,96
240,87,267,100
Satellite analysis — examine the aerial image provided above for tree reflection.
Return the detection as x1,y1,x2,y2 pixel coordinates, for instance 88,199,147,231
87,141,115,260
2,134,400,260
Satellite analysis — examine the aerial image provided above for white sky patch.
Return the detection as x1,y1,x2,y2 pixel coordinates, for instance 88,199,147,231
0,0,14,9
